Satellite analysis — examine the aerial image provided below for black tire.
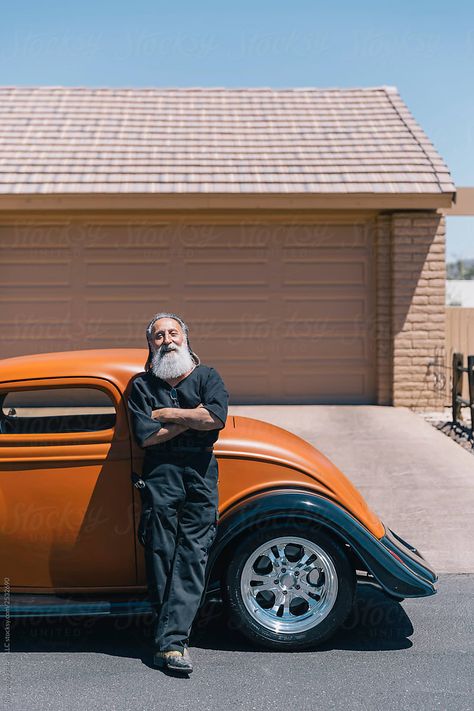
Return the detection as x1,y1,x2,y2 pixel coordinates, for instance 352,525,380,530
223,521,356,651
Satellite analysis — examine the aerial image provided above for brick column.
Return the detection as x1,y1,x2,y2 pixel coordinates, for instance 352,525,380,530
391,211,446,409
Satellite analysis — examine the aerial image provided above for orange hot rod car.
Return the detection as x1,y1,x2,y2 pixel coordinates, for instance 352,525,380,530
0,349,437,651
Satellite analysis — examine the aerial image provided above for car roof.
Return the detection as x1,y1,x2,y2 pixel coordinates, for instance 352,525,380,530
0,348,149,392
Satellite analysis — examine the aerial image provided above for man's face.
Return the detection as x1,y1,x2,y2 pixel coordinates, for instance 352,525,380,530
149,317,195,379
151,317,185,354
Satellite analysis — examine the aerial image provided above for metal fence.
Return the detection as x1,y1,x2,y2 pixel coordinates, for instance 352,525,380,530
452,352,474,431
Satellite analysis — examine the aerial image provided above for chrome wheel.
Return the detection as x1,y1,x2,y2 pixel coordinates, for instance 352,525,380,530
240,535,339,634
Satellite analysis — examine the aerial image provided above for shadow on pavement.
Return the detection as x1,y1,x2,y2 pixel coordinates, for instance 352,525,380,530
1,585,413,659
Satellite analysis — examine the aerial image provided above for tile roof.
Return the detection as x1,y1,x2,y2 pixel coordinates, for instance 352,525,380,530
0,85,455,195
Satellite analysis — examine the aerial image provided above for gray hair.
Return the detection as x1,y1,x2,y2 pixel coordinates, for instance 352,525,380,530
144,311,200,372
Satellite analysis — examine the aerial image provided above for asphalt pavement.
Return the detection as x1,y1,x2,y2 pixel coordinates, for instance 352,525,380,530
1,575,472,711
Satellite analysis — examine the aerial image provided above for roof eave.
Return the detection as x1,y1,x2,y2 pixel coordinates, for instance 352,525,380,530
0,192,456,212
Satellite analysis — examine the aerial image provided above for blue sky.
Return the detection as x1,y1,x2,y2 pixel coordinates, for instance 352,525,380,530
1,0,473,259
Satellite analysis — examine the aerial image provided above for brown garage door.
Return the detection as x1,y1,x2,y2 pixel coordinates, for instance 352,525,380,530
0,219,376,403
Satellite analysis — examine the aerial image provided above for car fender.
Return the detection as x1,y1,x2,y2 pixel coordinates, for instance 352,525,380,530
206,488,437,600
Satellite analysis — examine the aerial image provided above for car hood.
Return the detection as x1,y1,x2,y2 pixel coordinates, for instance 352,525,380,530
218,415,384,538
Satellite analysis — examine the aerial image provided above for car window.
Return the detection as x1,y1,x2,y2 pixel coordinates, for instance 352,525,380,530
0,387,116,435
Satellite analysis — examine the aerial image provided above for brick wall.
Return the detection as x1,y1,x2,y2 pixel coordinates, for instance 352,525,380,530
375,214,393,405
391,211,446,409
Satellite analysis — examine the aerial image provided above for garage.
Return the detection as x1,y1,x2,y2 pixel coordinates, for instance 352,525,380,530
0,86,455,407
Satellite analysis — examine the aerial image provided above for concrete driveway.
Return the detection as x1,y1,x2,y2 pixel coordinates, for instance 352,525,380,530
228,405,474,573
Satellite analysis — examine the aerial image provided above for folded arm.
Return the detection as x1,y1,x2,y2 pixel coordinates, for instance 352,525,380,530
141,422,189,447
151,403,224,431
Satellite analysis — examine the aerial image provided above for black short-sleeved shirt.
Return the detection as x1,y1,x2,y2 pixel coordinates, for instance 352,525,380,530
127,364,229,455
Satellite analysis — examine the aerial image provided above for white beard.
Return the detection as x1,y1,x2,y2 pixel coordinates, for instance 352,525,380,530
150,341,196,381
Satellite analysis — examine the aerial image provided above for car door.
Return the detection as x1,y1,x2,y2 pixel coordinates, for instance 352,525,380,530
0,376,136,591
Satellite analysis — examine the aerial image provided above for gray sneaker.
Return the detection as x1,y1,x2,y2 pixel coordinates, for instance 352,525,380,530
153,647,193,674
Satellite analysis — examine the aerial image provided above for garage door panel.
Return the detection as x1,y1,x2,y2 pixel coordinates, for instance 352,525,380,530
1,261,70,287
282,297,368,320
284,260,367,286
183,262,269,286
281,224,370,248
0,296,70,321
281,336,370,360
184,294,269,306
83,296,153,321
85,260,169,287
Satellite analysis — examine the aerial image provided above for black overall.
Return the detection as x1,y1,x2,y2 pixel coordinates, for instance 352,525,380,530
127,365,229,653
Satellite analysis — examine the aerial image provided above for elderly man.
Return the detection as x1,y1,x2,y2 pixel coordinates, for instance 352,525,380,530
127,312,229,674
